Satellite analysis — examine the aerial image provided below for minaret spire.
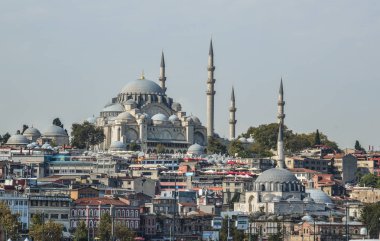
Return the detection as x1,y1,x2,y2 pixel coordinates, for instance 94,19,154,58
229,87,237,140
277,78,286,169
206,38,216,138
159,51,167,93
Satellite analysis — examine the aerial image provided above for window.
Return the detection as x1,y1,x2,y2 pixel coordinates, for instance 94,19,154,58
50,214,59,219
135,210,138,217
61,214,69,220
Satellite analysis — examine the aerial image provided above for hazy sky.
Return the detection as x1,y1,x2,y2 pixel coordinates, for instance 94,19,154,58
0,0,379,149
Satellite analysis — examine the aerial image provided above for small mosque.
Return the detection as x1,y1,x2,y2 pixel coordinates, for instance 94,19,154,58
234,81,328,215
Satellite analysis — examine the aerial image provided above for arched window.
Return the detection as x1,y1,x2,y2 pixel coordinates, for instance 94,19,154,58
117,210,121,217
131,221,134,228
126,221,129,228
126,210,129,217
135,221,139,228
261,184,265,191
89,220,93,227
131,210,134,217
135,210,138,217
90,209,93,217
72,210,76,217
122,210,125,217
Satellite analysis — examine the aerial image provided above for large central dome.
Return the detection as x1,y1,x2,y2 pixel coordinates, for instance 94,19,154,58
255,168,298,183
121,78,164,95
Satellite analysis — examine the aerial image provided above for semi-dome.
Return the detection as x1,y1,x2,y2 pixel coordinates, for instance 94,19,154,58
116,112,135,121
102,103,124,113
152,113,168,122
121,78,164,95
305,189,333,204
255,168,298,183
86,116,97,124
168,115,179,122
187,143,205,155
187,115,201,125
44,125,68,137
109,141,126,151
23,127,41,137
7,134,30,145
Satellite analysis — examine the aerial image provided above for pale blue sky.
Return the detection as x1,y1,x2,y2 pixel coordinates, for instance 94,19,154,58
0,0,379,149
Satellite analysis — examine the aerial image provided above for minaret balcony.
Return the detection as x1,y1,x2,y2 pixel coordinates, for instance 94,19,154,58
207,66,215,71
229,120,237,124
206,90,216,95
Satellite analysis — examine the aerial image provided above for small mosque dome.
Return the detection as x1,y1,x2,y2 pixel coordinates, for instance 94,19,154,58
302,215,314,222
172,102,182,111
303,196,314,203
187,115,201,125
305,189,333,204
152,113,168,122
41,143,52,149
255,168,298,184
86,116,97,124
7,134,30,145
109,141,127,151
121,78,164,95
23,127,41,137
187,143,205,155
102,103,124,113
168,115,179,122
44,126,68,137
238,137,248,143
116,112,135,121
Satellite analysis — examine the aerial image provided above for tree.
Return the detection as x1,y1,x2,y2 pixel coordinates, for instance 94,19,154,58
71,121,105,149
21,124,29,134
128,142,140,151
114,223,135,241
361,202,380,238
74,220,88,241
156,144,165,153
359,173,380,188
53,118,64,128
314,129,321,145
207,136,227,154
228,140,251,158
0,201,21,240
98,213,112,241
29,213,63,241
355,140,366,153
2,133,10,144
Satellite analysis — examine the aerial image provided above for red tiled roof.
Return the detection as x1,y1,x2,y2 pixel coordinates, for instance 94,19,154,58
74,197,128,206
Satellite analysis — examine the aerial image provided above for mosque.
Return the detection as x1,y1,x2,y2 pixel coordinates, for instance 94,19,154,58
233,81,329,215
93,40,236,153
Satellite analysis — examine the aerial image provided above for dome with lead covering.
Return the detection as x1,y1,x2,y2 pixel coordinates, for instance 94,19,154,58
109,141,126,151
121,78,164,95
169,115,179,122
7,134,30,145
116,112,135,121
44,125,68,137
23,127,41,137
306,189,332,204
188,143,205,155
152,113,168,122
102,103,124,113
255,168,298,184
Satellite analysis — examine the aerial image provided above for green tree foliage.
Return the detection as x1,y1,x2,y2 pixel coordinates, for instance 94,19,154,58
228,140,251,157
98,213,112,241
241,123,339,156
0,201,21,240
29,213,63,241
156,144,165,153
314,129,321,145
21,124,29,134
219,217,244,241
361,202,380,238
355,140,366,153
74,220,88,241
128,142,140,151
114,223,136,241
359,173,380,188
53,118,64,128
207,136,227,154
2,133,11,144
71,121,105,149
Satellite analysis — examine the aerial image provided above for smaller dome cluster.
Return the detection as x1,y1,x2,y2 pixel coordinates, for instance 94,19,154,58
109,141,127,151
187,143,205,155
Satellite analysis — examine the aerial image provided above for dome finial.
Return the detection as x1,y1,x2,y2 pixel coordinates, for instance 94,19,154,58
140,70,145,80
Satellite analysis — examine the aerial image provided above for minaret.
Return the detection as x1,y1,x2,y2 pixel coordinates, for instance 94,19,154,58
277,79,286,169
206,39,216,137
159,51,167,93
229,87,237,140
